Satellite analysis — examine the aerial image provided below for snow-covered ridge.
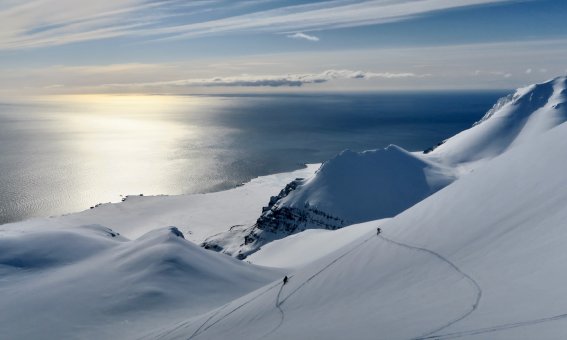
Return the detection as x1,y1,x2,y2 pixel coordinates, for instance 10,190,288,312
429,76,567,165
0,224,280,339
204,145,455,258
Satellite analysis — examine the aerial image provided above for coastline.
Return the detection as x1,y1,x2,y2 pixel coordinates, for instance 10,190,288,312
1,164,321,242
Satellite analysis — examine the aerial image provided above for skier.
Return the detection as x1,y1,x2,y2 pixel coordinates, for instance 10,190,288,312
376,227,381,235
283,276,289,285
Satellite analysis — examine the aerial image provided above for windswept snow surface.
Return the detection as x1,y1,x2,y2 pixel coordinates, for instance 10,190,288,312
158,95,567,340
0,226,281,339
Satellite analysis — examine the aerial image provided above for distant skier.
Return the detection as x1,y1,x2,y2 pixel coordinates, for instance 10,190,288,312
283,276,289,285
376,227,381,235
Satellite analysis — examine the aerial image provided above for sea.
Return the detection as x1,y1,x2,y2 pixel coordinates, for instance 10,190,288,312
0,91,508,224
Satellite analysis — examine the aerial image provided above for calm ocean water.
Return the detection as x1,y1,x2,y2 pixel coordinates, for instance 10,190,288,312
0,91,507,224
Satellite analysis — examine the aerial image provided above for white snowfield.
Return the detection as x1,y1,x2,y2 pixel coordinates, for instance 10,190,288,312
1,76,567,339
0,226,282,339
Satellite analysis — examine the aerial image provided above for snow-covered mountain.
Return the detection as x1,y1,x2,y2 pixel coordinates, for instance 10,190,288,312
204,145,455,259
154,76,567,339
204,76,567,259
428,75,567,167
1,76,567,339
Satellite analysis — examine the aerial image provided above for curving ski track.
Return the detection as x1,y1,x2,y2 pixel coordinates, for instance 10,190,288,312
183,230,483,340
261,235,376,339
419,312,567,339
259,281,286,339
186,301,232,340
279,236,374,306
187,280,282,339
378,235,483,340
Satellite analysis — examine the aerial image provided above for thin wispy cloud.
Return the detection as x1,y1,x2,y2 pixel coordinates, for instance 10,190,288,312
151,0,515,41
287,32,319,42
474,70,512,78
0,0,516,50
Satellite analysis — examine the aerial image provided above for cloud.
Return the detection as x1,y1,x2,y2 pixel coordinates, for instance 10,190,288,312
473,70,512,78
0,0,514,50
105,69,428,89
154,0,514,41
287,32,319,41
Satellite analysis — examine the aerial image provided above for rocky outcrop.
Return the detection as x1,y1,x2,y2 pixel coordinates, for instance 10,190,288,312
202,176,346,259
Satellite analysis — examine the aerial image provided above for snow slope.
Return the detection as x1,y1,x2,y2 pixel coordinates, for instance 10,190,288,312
0,225,280,339
157,91,567,340
429,76,567,168
247,220,386,269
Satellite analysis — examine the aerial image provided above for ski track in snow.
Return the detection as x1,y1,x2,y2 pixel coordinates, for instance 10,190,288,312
189,235,374,340
259,281,287,339
421,312,567,339
150,230,567,340
279,237,374,306
184,231,482,340
258,236,373,339
185,302,231,340
378,235,483,340
187,280,283,339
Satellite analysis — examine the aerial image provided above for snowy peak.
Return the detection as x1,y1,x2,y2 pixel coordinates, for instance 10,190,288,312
312,145,429,181
203,143,455,259
429,76,567,165
279,144,450,219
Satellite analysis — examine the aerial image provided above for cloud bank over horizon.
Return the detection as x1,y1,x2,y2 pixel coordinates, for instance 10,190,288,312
104,69,427,89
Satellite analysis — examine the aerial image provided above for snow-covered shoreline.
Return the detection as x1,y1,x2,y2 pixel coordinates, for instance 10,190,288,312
1,163,320,243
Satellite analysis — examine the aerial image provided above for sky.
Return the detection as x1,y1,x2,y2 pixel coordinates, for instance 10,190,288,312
1,0,567,95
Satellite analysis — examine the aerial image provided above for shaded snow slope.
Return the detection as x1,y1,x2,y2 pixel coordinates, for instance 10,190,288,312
204,146,455,259
429,76,567,166
280,146,454,223
1,164,318,243
157,116,567,340
0,225,280,339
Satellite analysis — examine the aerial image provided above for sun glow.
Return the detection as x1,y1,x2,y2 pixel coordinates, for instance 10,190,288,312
38,94,219,203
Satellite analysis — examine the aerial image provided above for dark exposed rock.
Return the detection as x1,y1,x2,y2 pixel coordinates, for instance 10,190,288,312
202,176,346,260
